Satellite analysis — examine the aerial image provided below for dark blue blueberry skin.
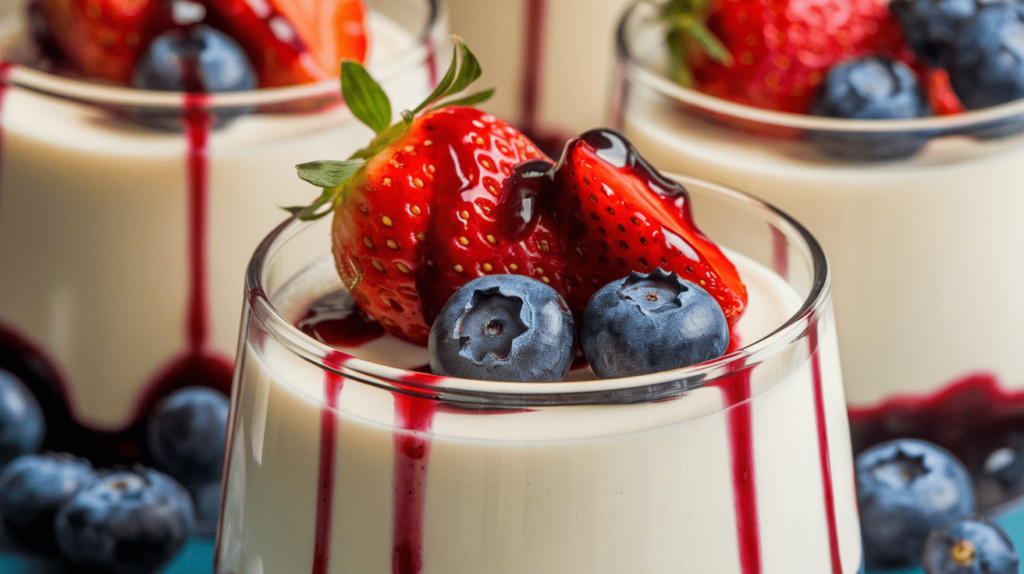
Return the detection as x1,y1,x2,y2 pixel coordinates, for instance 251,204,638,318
0,369,45,469
948,5,1024,110
428,275,575,382
146,387,229,490
856,439,975,571
890,0,979,67
579,269,729,379
922,517,1019,574
133,24,256,94
809,57,932,161
54,466,196,574
0,453,97,551
132,24,256,130
981,433,1024,494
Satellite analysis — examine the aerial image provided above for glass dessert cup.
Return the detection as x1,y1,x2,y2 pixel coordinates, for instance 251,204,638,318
216,175,861,574
0,0,445,462
615,0,1024,509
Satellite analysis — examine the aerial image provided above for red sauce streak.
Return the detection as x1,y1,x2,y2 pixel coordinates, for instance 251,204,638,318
185,93,212,351
391,390,437,574
313,351,347,574
0,61,11,186
809,327,842,574
713,369,761,574
770,225,789,281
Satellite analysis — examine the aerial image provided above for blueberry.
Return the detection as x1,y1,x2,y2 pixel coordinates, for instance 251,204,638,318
0,453,97,551
428,275,575,382
54,466,196,574
856,439,975,570
948,4,1024,110
579,269,729,379
809,57,932,161
132,24,256,129
922,517,1018,574
146,387,229,490
981,433,1024,489
0,369,45,469
133,24,256,93
890,0,980,67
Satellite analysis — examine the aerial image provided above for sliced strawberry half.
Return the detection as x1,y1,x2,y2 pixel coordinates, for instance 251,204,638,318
202,0,326,87
271,0,367,77
36,0,171,85
550,129,747,324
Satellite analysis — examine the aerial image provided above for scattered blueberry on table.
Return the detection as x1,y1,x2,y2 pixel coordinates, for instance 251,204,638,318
857,438,976,570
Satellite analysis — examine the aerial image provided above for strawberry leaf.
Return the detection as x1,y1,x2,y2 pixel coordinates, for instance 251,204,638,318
677,16,732,64
432,88,495,110
412,43,459,114
447,41,483,96
660,0,732,87
296,159,365,187
341,60,391,134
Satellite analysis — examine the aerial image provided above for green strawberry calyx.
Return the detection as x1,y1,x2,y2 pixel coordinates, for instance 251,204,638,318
284,36,494,221
660,0,733,87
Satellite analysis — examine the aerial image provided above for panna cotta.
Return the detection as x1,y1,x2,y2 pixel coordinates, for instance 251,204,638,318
0,0,443,458
215,175,861,574
614,0,1024,506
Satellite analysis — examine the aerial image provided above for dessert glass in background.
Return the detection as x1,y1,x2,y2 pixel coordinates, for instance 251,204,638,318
0,0,445,463
216,175,860,574
615,0,1024,509
447,0,633,150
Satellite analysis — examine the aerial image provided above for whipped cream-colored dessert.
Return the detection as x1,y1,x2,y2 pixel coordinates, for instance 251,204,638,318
0,1,442,431
215,176,861,574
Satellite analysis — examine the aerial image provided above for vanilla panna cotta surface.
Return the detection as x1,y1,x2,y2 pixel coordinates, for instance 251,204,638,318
216,175,861,574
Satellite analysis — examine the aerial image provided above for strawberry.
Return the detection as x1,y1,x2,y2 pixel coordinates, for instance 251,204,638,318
287,42,505,344
926,68,965,116
549,129,746,324
328,106,549,343
289,41,746,345
270,0,368,78
35,0,171,85
202,0,327,88
664,0,918,113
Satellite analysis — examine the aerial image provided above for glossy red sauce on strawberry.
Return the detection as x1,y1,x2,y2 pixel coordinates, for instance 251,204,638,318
550,129,747,324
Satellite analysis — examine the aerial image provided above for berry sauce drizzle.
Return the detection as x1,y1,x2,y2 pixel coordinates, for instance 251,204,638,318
0,83,230,465
306,311,437,574
134,92,233,433
808,327,842,574
391,391,437,574
313,351,347,574
713,370,762,574
0,61,11,185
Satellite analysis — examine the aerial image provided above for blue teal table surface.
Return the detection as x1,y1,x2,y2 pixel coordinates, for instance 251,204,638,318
864,501,1024,574
0,532,215,573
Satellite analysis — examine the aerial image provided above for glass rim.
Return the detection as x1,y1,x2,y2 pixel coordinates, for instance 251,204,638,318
244,173,832,407
615,0,1024,134
0,0,442,110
